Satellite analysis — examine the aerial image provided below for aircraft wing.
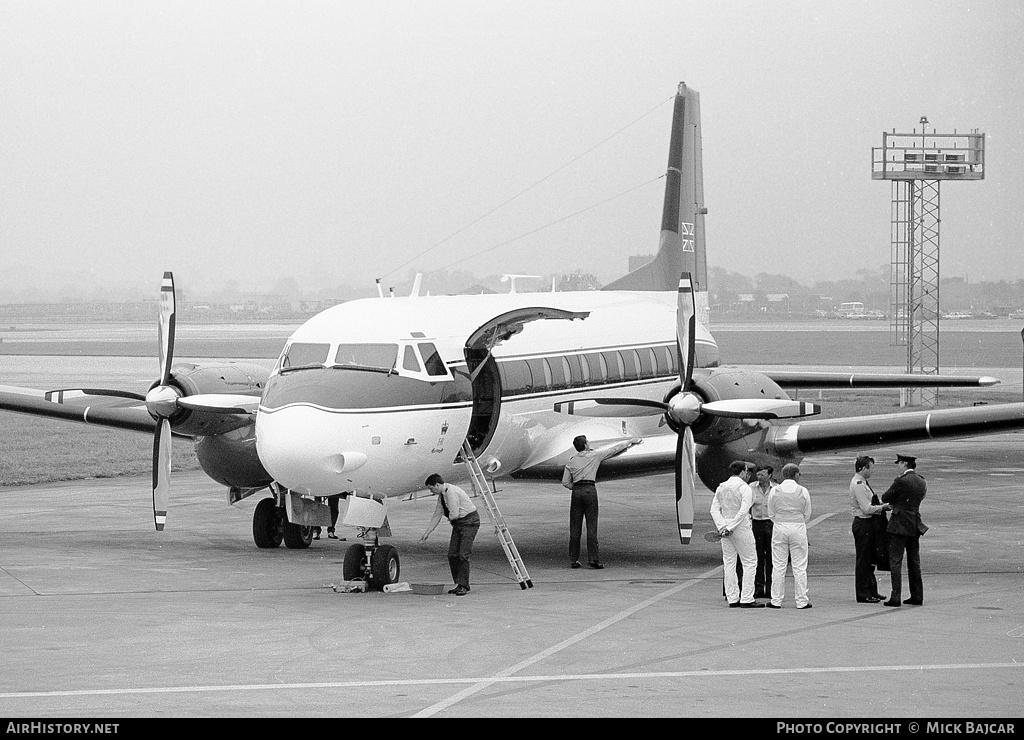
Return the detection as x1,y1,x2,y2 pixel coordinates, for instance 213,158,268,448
765,401,1024,456
763,370,999,389
517,429,677,477
0,385,254,436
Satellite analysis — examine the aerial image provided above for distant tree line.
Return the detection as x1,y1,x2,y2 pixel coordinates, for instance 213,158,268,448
708,265,1024,317
3,263,1023,320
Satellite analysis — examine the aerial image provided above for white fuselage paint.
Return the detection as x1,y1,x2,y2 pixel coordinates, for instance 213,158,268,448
255,290,716,497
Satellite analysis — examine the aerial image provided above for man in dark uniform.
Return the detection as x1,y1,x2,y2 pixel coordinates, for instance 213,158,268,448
881,454,928,607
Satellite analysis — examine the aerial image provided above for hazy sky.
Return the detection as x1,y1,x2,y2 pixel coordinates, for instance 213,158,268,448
1,1,1021,301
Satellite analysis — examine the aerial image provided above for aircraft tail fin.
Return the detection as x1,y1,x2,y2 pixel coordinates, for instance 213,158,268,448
603,82,709,326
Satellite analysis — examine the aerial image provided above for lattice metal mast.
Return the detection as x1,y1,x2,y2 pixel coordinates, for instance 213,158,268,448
872,118,985,406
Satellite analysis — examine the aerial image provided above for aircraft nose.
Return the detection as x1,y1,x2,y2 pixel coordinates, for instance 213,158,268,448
256,406,368,495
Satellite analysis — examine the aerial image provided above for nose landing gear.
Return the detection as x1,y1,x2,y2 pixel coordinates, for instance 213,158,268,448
342,534,401,591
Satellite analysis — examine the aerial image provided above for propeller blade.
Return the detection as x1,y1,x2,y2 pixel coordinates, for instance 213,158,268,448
700,398,821,420
677,272,696,390
158,272,176,387
152,417,171,531
552,398,667,418
177,394,260,414
674,428,696,544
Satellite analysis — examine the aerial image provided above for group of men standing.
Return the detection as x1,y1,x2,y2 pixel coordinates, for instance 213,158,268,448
711,452,928,609
712,461,813,609
418,435,927,604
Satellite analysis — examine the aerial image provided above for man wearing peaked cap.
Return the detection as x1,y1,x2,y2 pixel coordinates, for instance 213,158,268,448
880,453,928,607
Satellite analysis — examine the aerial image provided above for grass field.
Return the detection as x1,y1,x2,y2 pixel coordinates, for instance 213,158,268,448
0,416,200,487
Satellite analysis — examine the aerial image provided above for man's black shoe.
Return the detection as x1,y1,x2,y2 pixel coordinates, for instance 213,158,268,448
588,562,604,570
453,586,469,596
857,596,883,603
728,602,740,608
883,600,901,607
903,599,923,606
570,561,581,569
766,603,782,609
738,602,765,608
797,603,813,609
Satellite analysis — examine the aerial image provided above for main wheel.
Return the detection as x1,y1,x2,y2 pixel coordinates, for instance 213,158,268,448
343,544,366,582
282,521,314,549
253,498,283,548
369,544,400,589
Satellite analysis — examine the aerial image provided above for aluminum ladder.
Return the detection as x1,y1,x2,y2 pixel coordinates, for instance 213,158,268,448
460,440,532,590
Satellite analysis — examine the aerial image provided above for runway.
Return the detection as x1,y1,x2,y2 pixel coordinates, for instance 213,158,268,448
1,435,1022,718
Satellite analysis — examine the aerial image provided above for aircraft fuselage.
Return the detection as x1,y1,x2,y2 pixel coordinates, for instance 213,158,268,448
253,289,800,498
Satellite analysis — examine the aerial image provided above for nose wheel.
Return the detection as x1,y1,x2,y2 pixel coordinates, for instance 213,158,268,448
342,538,401,591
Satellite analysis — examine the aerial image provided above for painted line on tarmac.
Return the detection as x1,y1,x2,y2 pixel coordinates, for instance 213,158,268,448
1,662,1021,701
414,510,839,717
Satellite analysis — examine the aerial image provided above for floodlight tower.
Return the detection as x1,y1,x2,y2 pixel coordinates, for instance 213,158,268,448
872,119,985,406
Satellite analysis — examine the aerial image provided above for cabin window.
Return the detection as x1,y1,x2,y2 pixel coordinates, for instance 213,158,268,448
334,343,399,370
418,343,447,377
656,345,677,375
585,352,606,384
565,354,584,386
280,342,330,370
601,351,622,383
636,347,652,378
619,349,638,380
555,356,571,389
499,360,533,395
527,359,550,389
402,346,421,372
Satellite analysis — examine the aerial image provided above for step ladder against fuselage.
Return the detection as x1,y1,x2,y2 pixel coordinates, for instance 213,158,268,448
459,441,533,590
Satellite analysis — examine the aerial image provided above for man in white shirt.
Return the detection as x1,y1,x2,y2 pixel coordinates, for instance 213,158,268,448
710,460,763,608
768,463,813,609
850,455,891,603
421,473,480,596
750,464,777,599
561,434,641,569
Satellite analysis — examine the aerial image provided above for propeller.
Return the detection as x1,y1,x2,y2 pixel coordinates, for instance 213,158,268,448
143,271,179,531
41,272,260,531
672,272,698,544
553,273,821,544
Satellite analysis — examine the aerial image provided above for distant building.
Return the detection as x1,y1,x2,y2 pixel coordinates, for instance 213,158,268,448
557,273,601,292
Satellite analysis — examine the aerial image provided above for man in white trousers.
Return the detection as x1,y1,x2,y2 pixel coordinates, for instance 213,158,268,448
710,460,763,608
767,463,813,609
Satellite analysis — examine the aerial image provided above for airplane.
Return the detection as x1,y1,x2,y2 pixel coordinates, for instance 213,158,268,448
3,81,1023,590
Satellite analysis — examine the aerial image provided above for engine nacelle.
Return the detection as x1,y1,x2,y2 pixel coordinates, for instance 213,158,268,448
687,368,804,490
149,361,273,489
148,361,269,435
195,424,273,490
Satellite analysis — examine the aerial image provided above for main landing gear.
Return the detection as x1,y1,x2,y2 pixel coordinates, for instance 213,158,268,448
252,496,314,549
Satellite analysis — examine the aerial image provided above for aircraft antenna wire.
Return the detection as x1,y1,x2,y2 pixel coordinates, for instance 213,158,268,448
377,95,674,282
426,175,665,275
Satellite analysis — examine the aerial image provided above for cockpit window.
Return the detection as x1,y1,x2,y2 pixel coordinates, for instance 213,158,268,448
334,343,399,370
402,345,421,372
418,343,447,377
279,342,331,370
